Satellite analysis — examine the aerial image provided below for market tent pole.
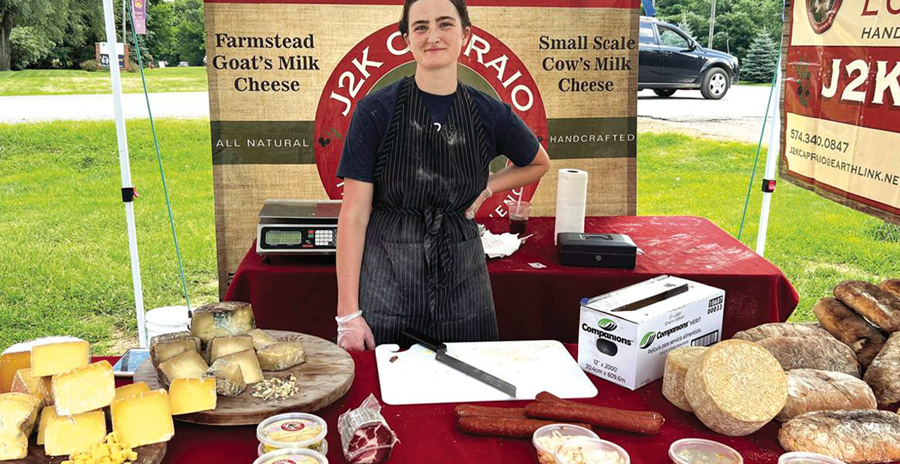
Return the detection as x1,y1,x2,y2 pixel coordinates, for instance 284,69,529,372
756,62,782,257
103,0,148,348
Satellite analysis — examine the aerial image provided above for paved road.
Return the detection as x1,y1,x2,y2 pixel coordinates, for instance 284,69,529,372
0,92,209,123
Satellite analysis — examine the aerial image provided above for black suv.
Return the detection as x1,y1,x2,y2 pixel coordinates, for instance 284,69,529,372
639,17,740,100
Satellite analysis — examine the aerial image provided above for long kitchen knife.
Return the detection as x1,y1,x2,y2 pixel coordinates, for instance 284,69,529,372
402,329,517,398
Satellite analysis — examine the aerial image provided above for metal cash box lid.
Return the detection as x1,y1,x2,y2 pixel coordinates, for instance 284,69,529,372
557,233,637,255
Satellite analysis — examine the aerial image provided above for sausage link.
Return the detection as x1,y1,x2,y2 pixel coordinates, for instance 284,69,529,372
458,416,591,438
454,405,527,419
524,402,664,435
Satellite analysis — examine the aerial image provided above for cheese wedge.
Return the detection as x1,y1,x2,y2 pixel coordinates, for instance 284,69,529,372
219,349,264,384
206,358,246,397
115,382,150,401
0,392,42,460
256,342,306,371
36,405,58,445
190,301,256,345
44,410,107,456
31,340,91,377
52,361,115,415
247,328,279,350
169,378,217,415
150,334,201,367
11,368,53,406
205,335,254,363
110,390,175,448
1,336,83,392
156,350,208,386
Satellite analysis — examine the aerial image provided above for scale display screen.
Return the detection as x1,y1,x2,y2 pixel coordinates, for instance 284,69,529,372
265,230,304,246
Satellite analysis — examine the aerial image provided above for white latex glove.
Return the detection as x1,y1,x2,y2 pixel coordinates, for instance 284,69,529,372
337,311,376,351
465,186,493,219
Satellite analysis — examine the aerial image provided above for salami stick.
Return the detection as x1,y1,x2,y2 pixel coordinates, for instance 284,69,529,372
525,397,665,435
455,404,527,419
457,416,591,438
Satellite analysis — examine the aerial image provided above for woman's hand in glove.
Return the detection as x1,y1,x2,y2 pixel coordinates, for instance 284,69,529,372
337,311,376,351
464,186,493,219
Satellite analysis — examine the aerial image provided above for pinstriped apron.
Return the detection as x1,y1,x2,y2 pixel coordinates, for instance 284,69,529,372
359,77,498,345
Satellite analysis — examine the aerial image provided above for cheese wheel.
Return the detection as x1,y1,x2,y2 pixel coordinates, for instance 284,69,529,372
732,323,831,343
777,369,876,422
662,346,707,412
864,331,900,408
684,339,788,436
756,336,860,378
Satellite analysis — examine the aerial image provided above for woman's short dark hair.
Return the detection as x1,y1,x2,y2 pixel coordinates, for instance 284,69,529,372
399,0,472,36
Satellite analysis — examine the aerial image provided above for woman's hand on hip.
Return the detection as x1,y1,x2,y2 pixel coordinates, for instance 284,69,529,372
337,313,376,351
464,186,493,219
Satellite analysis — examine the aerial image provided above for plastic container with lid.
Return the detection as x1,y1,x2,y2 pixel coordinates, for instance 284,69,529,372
252,448,328,464
778,452,847,464
259,441,328,457
532,424,600,464
257,413,328,454
554,438,630,464
669,438,743,464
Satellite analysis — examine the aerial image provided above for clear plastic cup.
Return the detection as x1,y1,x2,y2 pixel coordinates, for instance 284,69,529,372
532,424,599,464
257,413,328,454
259,441,328,457
252,448,328,464
778,452,847,464
554,438,630,464
504,199,532,235
669,438,743,464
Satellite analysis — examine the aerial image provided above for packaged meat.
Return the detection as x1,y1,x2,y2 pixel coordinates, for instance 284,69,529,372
337,394,399,464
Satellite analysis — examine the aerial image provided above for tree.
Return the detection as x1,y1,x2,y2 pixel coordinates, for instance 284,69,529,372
0,0,62,70
173,0,205,66
741,28,779,83
676,12,696,41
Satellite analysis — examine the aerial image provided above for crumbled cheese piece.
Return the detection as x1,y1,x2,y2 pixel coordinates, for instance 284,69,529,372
61,432,139,464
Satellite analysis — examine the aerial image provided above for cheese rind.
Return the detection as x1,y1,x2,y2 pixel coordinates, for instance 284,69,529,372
115,382,150,401
169,378,217,415
205,335,254,363
31,340,91,377
662,346,708,412
219,349,264,384
256,342,306,371
52,361,116,416
0,392,42,460
110,389,175,448
205,359,246,397
684,339,788,436
11,368,53,406
190,301,256,345
150,335,201,367
44,410,107,456
247,329,279,350
156,350,209,386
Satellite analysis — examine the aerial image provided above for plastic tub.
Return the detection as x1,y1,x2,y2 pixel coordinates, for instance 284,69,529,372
259,441,328,457
257,413,328,454
532,424,600,464
669,438,743,464
252,448,328,464
145,305,191,341
778,452,847,464
554,438,630,464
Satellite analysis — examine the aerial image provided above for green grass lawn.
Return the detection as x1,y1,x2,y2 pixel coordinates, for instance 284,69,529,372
0,122,898,353
0,67,208,96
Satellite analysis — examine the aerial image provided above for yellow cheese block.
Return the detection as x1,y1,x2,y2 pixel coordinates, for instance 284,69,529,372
169,378,217,415
205,335,254,363
157,350,209,386
257,342,306,371
31,340,91,377
115,382,150,401
52,361,115,416
11,368,53,406
1,337,84,393
219,349,264,384
0,392,42,460
247,328,279,350
37,405,58,445
44,410,107,456
190,301,256,345
110,390,175,448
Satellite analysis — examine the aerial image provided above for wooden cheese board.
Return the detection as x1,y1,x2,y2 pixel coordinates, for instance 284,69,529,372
16,441,165,464
134,330,354,426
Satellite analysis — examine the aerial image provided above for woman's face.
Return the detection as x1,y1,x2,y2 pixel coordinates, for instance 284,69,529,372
404,0,470,72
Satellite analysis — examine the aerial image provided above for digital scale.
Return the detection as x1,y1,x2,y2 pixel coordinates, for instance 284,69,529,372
256,199,341,255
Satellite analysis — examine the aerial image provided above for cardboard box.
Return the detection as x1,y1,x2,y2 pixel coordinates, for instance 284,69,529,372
578,275,725,390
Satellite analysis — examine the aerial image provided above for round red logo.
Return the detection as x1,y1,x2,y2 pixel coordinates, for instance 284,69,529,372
806,0,842,34
315,25,547,218
280,421,306,432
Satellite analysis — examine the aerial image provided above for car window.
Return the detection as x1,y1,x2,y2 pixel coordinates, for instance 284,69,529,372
640,24,656,44
658,27,690,48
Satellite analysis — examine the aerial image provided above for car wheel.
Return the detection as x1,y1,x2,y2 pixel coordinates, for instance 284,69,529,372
653,89,677,98
701,68,730,100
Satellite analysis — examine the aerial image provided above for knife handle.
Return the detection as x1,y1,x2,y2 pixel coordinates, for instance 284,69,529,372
401,329,446,352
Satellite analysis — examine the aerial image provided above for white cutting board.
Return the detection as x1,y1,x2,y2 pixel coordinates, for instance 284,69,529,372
375,340,598,405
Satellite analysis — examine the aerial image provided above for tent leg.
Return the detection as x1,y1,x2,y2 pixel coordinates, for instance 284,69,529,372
756,63,782,258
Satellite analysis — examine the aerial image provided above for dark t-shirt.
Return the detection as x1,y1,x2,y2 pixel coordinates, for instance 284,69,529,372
337,79,540,183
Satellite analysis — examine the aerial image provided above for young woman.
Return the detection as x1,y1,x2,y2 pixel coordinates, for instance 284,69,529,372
335,0,550,351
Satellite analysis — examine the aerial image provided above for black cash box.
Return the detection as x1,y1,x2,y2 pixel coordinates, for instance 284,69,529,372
557,233,637,269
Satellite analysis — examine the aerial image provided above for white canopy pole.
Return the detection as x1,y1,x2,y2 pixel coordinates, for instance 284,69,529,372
756,62,782,257
103,0,147,348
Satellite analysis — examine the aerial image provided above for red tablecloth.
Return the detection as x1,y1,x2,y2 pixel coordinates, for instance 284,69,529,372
225,216,799,342
102,347,825,464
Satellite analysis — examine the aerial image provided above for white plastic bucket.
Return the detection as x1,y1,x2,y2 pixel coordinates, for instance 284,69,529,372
146,305,191,342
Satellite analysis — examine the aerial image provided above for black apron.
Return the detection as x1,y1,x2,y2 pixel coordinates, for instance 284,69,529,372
359,77,498,345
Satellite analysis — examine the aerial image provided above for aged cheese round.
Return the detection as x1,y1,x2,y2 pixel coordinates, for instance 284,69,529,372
756,336,860,378
777,369,876,422
732,323,831,343
684,339,788,436
662,346,708,412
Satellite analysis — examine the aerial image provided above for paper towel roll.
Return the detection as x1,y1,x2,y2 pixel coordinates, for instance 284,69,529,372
554,168,588,244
